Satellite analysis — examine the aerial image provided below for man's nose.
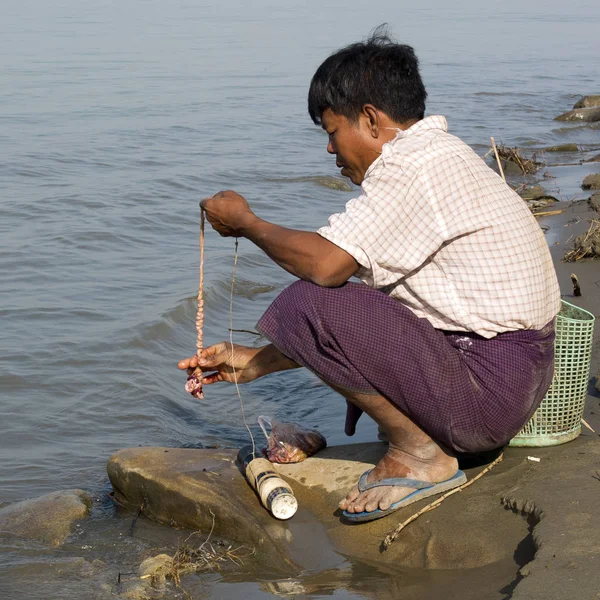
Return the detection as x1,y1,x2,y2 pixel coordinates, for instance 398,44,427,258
327,141,335,154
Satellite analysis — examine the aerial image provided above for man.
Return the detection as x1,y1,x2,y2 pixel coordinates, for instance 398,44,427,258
178,33,560,522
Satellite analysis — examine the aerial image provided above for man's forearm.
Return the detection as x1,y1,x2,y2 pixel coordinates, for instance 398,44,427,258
240,216,358,286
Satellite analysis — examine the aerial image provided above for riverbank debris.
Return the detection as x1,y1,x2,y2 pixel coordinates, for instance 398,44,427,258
563,219,600,261
494,143,542,175
167,513,254,592
382,453,504,550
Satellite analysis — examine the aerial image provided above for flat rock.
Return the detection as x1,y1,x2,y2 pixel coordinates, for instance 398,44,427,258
107,447,303,572
0,489,91,546
543,143,579,152
582,173,600,190
555,107,600,122
574,95,600,109
519,184,546,200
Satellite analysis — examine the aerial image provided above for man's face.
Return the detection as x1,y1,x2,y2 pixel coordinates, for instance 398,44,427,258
321,108,382,186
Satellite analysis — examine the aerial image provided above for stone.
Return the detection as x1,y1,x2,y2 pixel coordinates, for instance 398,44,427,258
555,107,600,122
304,175,353,191
582,173,600,190
584,153,600,163
543,143,579,152
574,95,600,109
139,554,173,589
499,158,524,176
0,489,91,546
107,447,302,572
519,185,546,200
589,193,600,213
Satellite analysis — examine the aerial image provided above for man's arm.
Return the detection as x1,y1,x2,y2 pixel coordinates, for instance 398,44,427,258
201,190,359,287
242,219,358,286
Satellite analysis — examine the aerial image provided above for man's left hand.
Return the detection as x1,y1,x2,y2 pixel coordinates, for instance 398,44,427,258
200,190,257,237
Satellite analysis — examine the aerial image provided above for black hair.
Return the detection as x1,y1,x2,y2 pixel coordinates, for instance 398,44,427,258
308,26,427,125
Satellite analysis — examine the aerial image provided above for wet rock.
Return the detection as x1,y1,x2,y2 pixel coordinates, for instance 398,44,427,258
574,95,600,109
582,173,600,190
527,198,558,211
268,175,354,192
107,447,300,572
518,185,558,210
588,193,600,212
0,489,91,546
584,154,600,163
543,143,579,153
303,176,353,191
519,185,546,200
139,554,173,589
499,159,524,176
555,107,600,122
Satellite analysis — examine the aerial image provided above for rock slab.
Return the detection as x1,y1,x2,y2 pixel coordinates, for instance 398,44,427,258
0,489,91,546
582,173,600,190
555,107,600,122
574,95,600,109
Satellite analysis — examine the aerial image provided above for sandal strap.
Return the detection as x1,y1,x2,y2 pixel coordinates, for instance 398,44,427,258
358,469,436,493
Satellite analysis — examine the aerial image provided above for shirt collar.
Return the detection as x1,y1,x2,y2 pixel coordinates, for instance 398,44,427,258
392,115,448,141
364,115,448,178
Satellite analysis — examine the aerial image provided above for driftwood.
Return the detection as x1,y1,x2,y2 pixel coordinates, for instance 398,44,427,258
533,209,566,218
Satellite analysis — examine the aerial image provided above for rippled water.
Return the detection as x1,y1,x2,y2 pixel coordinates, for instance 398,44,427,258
1,0,599,597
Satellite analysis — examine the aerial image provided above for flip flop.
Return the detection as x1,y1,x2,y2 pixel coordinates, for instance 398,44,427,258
342,469,467,523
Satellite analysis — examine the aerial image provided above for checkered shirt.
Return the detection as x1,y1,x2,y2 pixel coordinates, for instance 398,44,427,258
317,115,561,338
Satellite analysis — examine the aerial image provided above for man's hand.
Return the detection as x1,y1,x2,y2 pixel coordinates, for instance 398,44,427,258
200,190,257,237
178,342,300,385
178,342,267,385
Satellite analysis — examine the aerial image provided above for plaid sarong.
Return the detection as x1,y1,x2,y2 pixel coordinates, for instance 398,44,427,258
257,281,555,453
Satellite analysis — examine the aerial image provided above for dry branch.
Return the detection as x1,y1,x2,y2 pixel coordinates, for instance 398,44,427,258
382,453,504,549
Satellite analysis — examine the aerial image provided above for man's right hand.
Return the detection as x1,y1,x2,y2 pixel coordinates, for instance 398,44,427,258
177,342,265,385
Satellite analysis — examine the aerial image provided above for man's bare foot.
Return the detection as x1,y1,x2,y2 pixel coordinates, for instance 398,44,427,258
177,343,299,385
339,444,459,514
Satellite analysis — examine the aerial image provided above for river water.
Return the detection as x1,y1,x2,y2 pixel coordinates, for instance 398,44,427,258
1,0,599,598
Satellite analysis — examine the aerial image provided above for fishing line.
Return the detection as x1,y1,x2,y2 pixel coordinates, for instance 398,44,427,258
228,238,256,456
193,206,255,453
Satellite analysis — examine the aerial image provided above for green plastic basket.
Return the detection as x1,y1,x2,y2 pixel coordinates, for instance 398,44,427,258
510,300,595,447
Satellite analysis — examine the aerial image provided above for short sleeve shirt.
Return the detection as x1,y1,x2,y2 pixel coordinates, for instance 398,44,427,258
317,116,561,338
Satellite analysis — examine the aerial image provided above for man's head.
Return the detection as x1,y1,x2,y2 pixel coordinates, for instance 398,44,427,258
308,29,427,185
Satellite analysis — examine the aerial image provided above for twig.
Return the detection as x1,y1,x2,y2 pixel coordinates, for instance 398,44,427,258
129,496,146,537
533,209,566,218
382,453,504,549
228,328,261,336
490,137,506,182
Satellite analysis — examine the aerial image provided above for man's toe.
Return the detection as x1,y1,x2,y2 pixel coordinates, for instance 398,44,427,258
339,486,360,510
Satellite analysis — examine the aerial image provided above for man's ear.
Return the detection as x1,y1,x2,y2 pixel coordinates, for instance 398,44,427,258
362,104,380,138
